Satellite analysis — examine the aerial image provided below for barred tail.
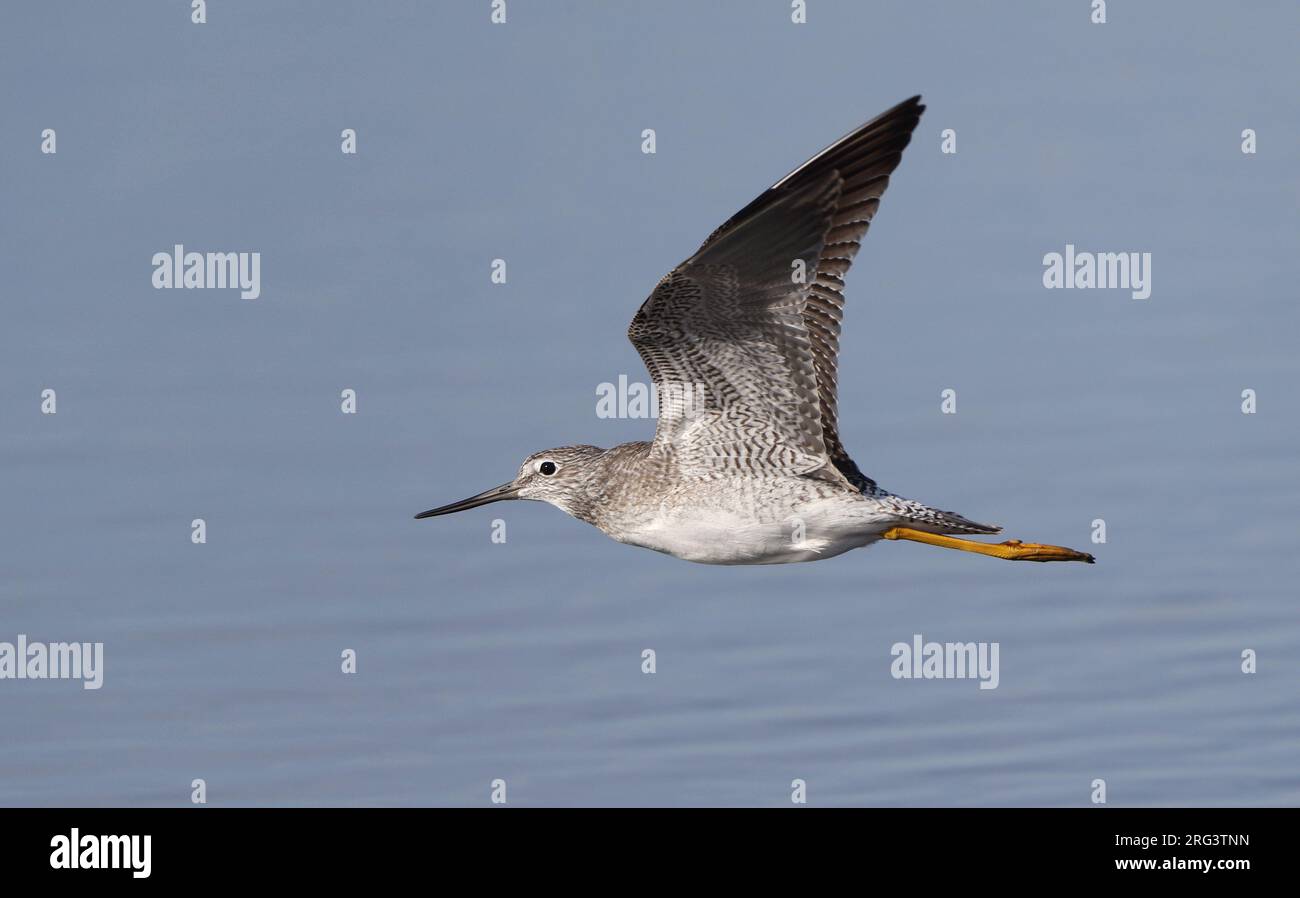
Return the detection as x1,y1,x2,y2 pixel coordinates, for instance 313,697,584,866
874,492,1002,535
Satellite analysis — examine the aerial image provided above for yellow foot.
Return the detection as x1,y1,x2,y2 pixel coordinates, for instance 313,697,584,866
882,527,1095,564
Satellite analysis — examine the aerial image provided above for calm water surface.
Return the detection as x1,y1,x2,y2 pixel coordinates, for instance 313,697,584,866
2,1,1297,806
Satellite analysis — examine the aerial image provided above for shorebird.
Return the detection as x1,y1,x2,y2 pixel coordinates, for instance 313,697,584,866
417,96,1094,566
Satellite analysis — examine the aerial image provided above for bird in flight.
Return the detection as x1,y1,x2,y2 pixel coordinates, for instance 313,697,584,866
417,96,1094,566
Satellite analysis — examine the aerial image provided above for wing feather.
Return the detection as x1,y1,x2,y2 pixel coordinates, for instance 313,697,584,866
628,97,925,485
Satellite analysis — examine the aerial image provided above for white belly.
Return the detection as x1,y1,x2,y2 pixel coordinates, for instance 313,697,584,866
615,497,889,565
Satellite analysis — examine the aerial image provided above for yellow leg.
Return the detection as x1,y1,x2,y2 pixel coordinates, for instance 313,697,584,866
882,527,1095,564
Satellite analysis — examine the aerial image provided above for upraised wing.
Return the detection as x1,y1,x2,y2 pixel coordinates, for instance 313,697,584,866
627,96,925,488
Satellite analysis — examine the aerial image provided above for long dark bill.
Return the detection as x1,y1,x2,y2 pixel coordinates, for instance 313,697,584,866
414,483,520,519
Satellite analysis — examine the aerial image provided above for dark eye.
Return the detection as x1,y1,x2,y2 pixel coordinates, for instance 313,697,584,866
538,461,557,476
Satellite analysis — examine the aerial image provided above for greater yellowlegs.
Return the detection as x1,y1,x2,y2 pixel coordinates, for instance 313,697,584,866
417,96,1094,565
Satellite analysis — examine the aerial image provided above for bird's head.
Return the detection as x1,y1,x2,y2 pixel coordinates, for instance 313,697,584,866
414,445,606,521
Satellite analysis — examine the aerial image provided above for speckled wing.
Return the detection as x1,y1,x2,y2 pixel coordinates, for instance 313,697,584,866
629,174,842,477
627,96,925,485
